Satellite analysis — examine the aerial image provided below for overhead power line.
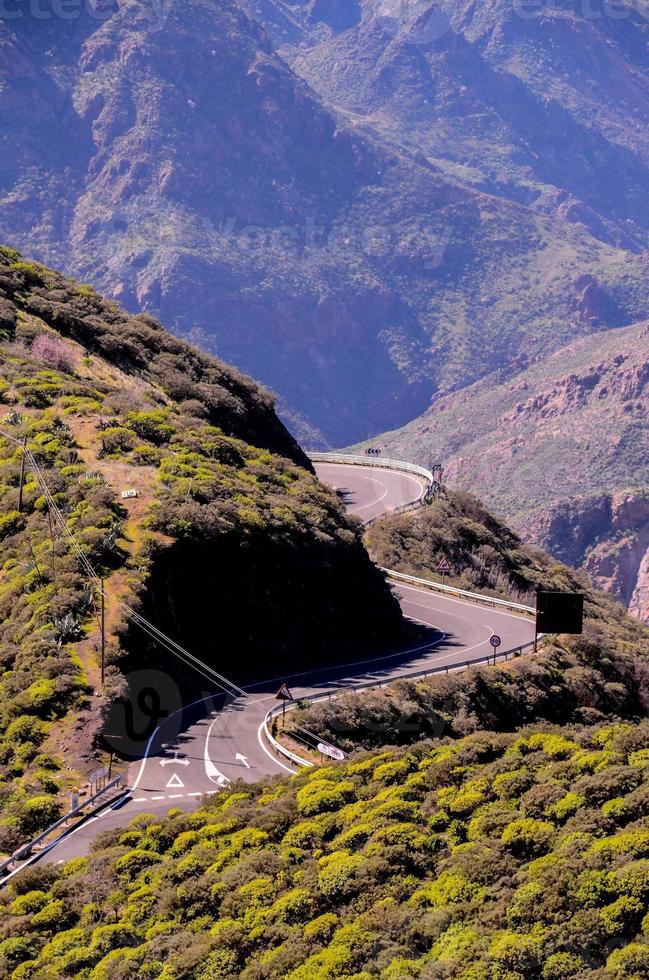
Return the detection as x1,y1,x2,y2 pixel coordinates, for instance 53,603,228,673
0,425,245,698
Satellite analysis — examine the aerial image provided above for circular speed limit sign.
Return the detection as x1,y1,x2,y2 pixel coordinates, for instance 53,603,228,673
489,634,502,649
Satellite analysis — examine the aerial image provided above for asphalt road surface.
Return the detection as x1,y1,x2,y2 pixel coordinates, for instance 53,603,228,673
36,462,534,866
314,461,429,523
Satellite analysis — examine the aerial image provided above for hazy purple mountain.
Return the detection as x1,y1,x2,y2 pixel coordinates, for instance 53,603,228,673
1,0,649,447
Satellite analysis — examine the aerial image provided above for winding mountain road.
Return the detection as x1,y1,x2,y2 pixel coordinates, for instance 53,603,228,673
35,461,534,867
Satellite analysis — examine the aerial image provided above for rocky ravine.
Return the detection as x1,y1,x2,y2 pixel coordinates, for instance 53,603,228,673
531,491,649,623
353,321,649,620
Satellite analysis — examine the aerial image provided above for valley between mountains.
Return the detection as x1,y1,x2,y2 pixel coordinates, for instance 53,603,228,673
2,3,649,976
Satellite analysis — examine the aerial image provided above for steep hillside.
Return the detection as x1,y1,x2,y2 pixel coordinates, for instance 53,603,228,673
0,248,402,850
279,0,649,249
299,487,649,750
353,320,649,618
2,1,649,444
5,722,649,978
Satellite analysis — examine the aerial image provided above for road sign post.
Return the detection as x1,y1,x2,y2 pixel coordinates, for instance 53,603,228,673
489,634,502,663
317,742,346,761
275,683,293,727
437,555,451,584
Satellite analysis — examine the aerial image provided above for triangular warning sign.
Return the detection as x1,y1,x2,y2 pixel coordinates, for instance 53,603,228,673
166,772,185,789
275,683,293,701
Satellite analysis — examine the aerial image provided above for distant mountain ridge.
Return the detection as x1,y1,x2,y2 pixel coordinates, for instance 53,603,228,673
275,0,649,250
2,0,649,446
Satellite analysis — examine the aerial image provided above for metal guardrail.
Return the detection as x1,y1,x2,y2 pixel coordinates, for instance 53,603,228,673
0,775,124,880
261,635,540,769
384,568,535,615
308,452,435,488
308,452,437,526
257,455,542,769
263,707,315,768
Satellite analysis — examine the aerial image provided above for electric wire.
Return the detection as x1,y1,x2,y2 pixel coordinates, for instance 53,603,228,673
0,425,246,697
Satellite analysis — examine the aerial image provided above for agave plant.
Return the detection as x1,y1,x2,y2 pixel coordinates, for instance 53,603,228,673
53,612,83,646
102,521,124,552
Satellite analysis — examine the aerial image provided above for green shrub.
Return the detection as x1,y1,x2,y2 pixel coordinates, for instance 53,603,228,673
607,943,649,978
542,952,586,979
296,779,356,817
502,818,554,856
0,510,26,541
126,410,175,445
19,796,63,836
10,261,47,287
8,890,50,916
317,852,364,900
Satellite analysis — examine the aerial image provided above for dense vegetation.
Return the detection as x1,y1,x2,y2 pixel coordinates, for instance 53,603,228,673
296,491,649,751
0,247,306,465
0,249,402,849
0,406,124,852
4,721,649,978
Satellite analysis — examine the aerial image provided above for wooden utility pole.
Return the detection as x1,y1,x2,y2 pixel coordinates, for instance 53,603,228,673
27,538,44,584
17,436,27,512
100,579,106,685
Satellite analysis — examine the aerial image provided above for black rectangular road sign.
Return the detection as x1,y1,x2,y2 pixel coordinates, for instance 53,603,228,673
536,591,584,635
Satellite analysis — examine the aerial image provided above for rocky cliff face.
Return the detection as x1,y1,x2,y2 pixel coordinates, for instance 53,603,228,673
532,492,649,622
282,0,649,249
353,320,649,619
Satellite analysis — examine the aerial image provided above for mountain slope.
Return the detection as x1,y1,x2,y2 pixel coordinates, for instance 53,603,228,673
299,485,649,751
279,0,649,249
2,1,649,445
6,723,649,978
351,319,649,619
0,248,402,851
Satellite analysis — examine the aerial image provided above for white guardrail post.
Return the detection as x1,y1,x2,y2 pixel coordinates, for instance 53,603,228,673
260,455,540,769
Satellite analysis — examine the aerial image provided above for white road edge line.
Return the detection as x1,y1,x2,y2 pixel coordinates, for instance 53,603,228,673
395,581,534,623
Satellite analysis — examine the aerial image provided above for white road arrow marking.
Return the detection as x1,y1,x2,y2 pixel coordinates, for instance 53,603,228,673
166,773,185,789
236,753,251,768
160,751,190,767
